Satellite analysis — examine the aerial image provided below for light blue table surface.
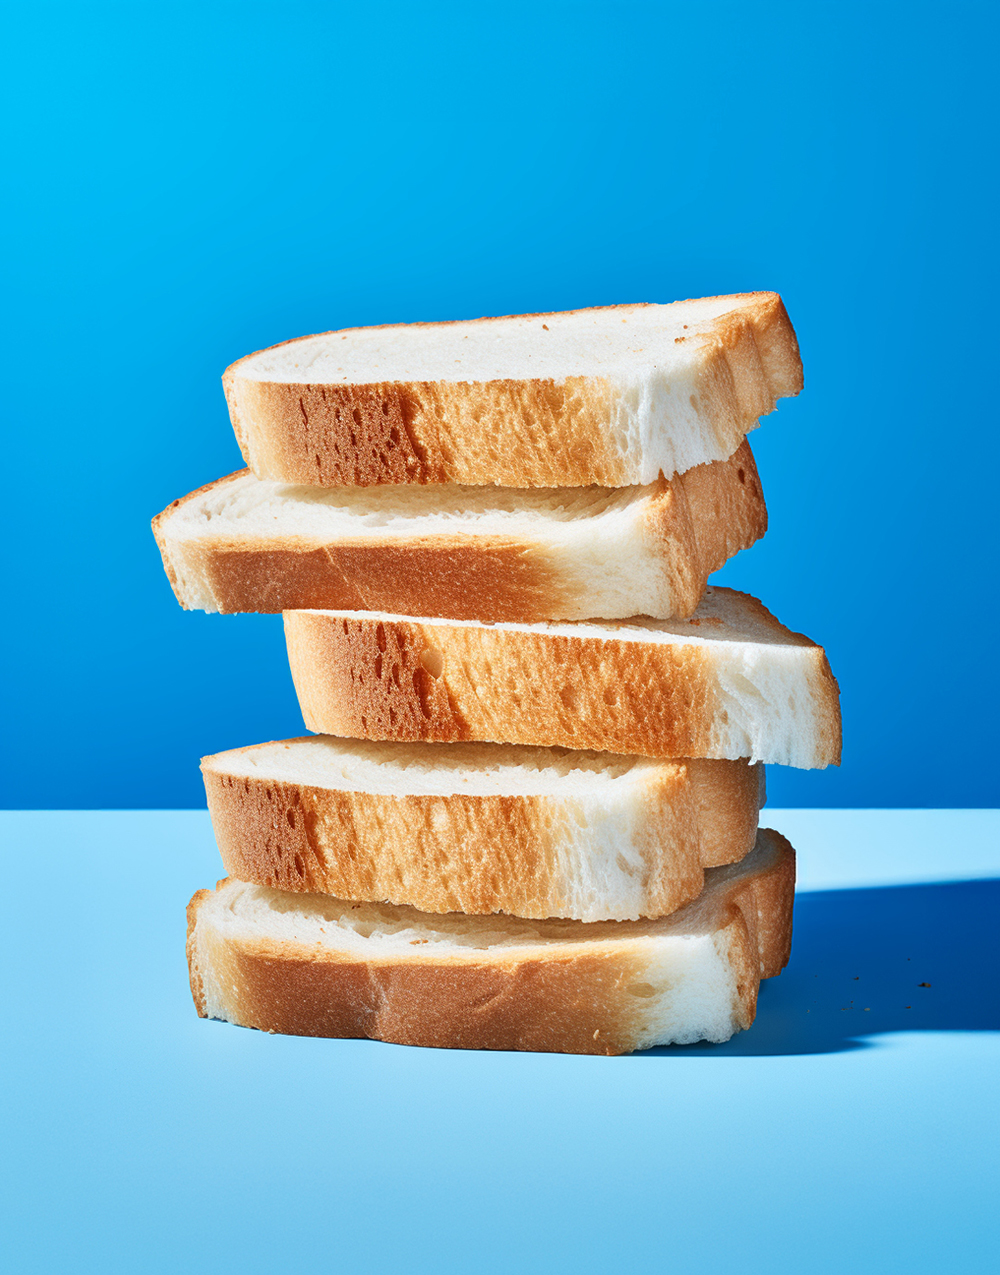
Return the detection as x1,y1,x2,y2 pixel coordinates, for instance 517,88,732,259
2,809,997,1274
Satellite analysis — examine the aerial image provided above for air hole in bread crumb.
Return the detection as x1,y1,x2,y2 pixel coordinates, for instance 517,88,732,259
420,648,444,678
376,622,387,652
737,468,746,484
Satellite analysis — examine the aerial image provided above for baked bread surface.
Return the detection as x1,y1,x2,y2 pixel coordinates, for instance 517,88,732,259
203,737,764,922
186,828,795,1055
284,587,842,768
151,441,766,622
223,294,802,488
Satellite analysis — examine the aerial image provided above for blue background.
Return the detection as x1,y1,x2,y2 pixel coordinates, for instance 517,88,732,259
2,1,997,809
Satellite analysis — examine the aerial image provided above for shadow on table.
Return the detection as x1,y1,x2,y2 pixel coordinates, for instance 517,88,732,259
640,878,1000,1057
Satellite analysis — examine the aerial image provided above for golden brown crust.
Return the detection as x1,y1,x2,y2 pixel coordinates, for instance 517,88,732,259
287,610,717,757
185,533,568,620
746,830,797,979
805,662,843,767
185,889,212,1017
195,927,651,1054
702,829,796,1029
201,748,761,920
726,829,796,980
152,469,569,618
226,374,619,487
150,444,765,622
287,611,471,741
284,593,841,767
688,757,766,869
223,294,802,487
185,832,795,1054
670,439,767,586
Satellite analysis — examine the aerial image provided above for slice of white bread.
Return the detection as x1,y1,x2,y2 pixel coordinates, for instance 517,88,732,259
284,587,841,768
202,737,764,922
151,441,765,622
186,828,795,1055
223,294,801,488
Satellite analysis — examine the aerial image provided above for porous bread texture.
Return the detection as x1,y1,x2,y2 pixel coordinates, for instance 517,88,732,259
284,587,842,768
223,293,802,488
151,440,765,623
203,736,764,922
186,829,795,1055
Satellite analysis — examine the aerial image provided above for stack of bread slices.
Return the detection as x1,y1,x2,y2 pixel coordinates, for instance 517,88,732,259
154,293,841,1055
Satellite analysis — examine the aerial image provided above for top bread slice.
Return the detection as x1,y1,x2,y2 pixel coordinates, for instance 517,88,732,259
151,440,765,623
223,293,802,488
284,586,841,768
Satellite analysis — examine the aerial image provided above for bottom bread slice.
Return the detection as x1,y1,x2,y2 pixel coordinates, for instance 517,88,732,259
187,828,794,1055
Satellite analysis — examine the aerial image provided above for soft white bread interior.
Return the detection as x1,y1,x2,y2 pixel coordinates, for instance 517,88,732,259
203,736,765,922
285,586,841,768
151,441,765,622
186,827,795,1055
223,294,801,488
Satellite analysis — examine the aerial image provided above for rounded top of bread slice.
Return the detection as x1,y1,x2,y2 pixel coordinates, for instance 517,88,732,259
222,293,801,488
228,296,779,385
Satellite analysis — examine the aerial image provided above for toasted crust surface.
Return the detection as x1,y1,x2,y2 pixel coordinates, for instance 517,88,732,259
223,294,802,487
202,738,763,921
284,588,842,768
150,442,766,622
186,830,795,1054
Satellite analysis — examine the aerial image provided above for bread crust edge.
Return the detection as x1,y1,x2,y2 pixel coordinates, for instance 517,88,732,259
151,447,766,621
201,747,762,921
185,831,795,1054
284,592,841,767
223,293,802,488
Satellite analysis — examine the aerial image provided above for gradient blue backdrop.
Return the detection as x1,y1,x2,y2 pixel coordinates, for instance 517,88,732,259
2,1,996,809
